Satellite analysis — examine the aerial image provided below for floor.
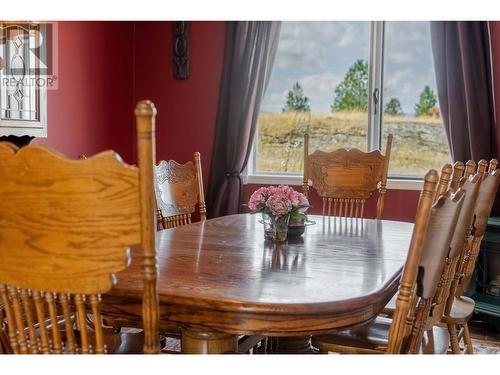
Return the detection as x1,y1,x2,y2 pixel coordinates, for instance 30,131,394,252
469,319,500,354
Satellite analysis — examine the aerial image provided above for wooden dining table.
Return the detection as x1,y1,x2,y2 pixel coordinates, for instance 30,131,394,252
103,214,414,354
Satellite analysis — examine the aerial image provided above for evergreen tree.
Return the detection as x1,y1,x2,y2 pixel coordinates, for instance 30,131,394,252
331,59,369,112
282,82,310,112
414,85,437,116
384,97,403,116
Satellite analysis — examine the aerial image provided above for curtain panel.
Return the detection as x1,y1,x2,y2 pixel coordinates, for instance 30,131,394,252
430,21,497,163
207,21,281,218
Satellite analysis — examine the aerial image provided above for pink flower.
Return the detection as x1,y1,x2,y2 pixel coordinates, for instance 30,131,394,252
289,190,301,206
266,192,292,217
248,187,269,212
249,185,309,216
298,192,309,207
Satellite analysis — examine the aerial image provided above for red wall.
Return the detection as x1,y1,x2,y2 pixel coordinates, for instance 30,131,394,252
34,21,136,163
133,21,225,190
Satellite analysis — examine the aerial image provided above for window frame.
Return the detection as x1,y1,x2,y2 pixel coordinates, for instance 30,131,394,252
245,20,438,190
0,22,48,138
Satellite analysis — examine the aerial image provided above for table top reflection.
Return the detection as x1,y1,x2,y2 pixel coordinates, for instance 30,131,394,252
110,214,413,336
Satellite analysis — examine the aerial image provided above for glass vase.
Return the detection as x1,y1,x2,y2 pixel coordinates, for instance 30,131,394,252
262,213,290,242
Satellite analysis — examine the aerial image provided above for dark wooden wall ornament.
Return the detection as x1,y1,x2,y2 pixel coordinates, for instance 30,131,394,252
173,22,189,79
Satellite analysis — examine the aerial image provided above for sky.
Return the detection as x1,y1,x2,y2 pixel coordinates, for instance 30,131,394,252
260,21,439,115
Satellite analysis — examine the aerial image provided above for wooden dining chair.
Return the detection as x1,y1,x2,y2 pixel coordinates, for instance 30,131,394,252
378,159,499,354
152,153,266,354
154,152,207,230
0,100,160,354
441,158,499,354
106,152,206,337
430,162,483,354
312,168,465,354
303,133,393,219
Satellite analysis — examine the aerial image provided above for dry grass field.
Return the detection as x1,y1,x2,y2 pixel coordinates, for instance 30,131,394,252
256,111,450,177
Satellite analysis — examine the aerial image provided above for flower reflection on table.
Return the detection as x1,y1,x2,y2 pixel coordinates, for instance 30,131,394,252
261,236,306,273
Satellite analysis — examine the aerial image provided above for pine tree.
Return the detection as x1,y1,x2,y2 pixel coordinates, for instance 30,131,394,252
384,97,403,116
331,59,369,112
282,82,310,113
414,86,437,117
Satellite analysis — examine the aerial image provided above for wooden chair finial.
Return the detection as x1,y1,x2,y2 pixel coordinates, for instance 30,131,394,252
464,160,476,179
135,99,157,118
477,159,488,174
489,158,498,173
435,163,452,202
450,161,465,193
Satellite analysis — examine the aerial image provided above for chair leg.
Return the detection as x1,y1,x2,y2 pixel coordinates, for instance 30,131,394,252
463,323,474,354
447,324,461,354
267,337,278,353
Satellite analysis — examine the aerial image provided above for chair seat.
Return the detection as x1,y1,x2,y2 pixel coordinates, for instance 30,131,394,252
382,295,475,325
441,296,475,324
312,316,450,354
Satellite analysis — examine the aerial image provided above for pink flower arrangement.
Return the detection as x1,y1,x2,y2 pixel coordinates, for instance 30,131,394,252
248,185,310,220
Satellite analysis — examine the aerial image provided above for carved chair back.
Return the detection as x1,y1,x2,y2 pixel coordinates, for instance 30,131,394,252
428,163,483,323
0,100,160,354
303,133,392,219
154,152,206,230
454,159,499,296
387,168,464,354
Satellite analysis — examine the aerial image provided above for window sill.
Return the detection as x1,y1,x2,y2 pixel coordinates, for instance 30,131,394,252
244,174,423,191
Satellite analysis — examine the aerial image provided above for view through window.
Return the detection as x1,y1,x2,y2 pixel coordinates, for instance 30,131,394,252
381,21,450,177
253,21,450,179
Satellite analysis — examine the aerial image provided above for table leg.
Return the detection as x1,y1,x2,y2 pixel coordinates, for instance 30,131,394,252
181,328,238,354
274,336,318,354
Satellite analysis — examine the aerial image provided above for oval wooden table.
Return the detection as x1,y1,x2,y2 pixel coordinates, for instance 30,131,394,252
104,214,414,353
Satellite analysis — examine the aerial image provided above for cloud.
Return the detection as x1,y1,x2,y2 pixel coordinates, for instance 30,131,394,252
260,90,288,113
299,72,343,113
275,22,370,70
386,51,413,64
338,23,358,47
384,21,429,57
384,68,412,89
276,39,327,70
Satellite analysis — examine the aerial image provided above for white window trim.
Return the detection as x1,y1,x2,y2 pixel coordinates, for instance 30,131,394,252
245,21,433,191
243,173,422,191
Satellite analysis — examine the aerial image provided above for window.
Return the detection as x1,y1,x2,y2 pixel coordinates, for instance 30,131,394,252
0,22,48,137
247,21,450,187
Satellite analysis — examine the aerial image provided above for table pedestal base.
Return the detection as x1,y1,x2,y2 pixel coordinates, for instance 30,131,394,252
181,328,238,354
273,336,319,354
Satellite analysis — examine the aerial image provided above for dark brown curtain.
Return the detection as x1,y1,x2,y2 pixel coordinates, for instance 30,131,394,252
207,22,281,218
430,21,497,163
